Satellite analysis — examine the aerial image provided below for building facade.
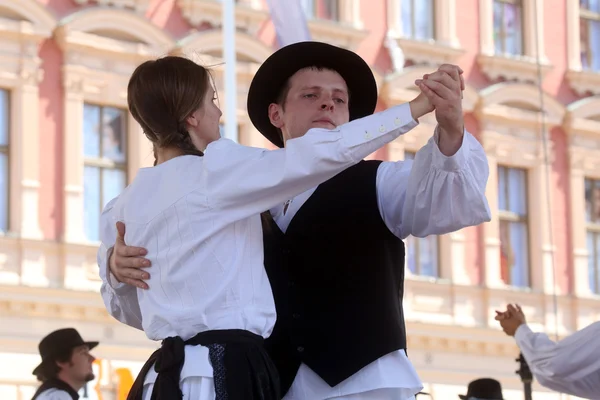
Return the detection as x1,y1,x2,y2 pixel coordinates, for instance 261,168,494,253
0,0,599,399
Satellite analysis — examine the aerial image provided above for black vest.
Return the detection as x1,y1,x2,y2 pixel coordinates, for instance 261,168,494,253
32,379,79,400
261,160,407,395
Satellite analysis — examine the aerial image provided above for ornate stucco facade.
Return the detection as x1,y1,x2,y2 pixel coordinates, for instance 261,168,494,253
1,0,599,399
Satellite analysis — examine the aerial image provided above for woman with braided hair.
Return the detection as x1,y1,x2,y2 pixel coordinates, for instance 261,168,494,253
96,54,432,400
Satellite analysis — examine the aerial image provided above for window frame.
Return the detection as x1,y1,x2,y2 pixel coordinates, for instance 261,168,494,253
564,97,600,298
497,165,531,288
386,0,464,67
0,88,9,234
478,0,550,83
579,2,600,71
566,0,600,95
584,177,600,294
82,103,129,242
54,7,173,246
492,0,525,56
301,0,341,22
477,83,564,292
0,0,54,240
398,0,436,41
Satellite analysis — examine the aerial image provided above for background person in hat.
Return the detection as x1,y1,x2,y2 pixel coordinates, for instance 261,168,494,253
459,378,504,400
31,328,97,400
104,41,491,400
496,303,600,398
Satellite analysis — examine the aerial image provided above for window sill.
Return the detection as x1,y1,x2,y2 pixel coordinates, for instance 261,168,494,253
566,68,600,96
0,230,19,238
61,238,102,249
73,0,151,14
392,36,465,67
405,274,451,285
306,19,368,51
176,0,268,35
501,284,535,293
477,53,553,83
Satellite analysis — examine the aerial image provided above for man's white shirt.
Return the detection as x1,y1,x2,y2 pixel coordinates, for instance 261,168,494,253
273,116,490,400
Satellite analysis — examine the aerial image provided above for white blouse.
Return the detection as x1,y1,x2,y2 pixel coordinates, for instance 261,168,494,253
97,102,419,383
515,322,600,399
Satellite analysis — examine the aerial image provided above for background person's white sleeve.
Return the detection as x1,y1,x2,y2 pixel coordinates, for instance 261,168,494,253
514,322,600,398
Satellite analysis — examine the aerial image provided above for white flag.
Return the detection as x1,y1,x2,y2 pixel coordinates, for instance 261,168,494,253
265,0,312,46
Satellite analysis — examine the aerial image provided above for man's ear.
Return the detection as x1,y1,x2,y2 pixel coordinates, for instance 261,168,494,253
55,359,69,370
268,103,284,129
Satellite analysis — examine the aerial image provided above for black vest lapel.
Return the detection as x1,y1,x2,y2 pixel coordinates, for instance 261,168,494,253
32,379,79,400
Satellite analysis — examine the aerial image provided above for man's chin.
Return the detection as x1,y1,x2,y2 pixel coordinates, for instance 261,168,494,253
84,373,95,382
311,122,336,130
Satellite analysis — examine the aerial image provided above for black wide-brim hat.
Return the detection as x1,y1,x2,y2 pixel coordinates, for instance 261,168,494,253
32,328,98,376
247,41,378,148
458,378,504,400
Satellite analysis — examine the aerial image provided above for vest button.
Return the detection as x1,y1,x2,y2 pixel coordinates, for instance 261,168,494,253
292,313,300,319
283,248,291,255
297,346,304,353
288,281,295,287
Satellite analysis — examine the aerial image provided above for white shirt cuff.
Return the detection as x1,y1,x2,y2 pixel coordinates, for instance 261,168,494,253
431,126,470,172
514,323,531,343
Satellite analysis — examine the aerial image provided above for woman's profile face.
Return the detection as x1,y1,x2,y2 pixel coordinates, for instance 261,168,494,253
187,85,223,147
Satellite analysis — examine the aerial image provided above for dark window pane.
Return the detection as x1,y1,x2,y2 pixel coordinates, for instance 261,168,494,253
83,166,101,242
102,107,127,163
84,104,101,158
507,168,527,215
0,89,8,146
0,153,7,232
493,0,523,55
509,221,529,287
587,231,597,293
102,168,127,209
498,166,507,211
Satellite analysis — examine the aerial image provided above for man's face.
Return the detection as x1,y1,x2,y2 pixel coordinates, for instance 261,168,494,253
58,345,96,384
268,68,350,144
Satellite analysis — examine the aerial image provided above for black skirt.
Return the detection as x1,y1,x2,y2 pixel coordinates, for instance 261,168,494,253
127,329,280,400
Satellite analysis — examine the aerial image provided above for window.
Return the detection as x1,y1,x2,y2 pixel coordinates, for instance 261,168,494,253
585,178,600,293
580,0,600,71
400,0,435,40
0,89,8,233
404,152,439,277
493,0,523,55
83,104,127,242
301,0,339,21
498,166,529,287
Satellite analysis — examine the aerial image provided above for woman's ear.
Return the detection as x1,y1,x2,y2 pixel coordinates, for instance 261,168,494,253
185,113,198,128
268,103,284,129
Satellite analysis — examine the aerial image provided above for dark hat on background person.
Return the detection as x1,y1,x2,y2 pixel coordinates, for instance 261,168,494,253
458,378,504,400
247,41,378,148
32,328,99,376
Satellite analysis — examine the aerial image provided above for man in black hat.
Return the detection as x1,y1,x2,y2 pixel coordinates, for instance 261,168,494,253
31,328,98,400
103,41,490,400
459,378,504,400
